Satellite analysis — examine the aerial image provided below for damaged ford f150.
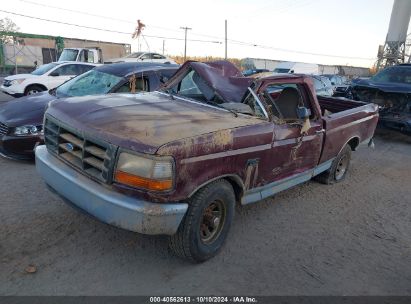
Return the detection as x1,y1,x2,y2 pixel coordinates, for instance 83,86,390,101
349,64,411,134
35,61,379,262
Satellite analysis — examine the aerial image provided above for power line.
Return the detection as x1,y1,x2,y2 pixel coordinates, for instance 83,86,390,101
0,9,222,44
0,5,374,61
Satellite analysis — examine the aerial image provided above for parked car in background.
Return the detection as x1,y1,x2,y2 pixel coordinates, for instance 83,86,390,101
312,75,334,96
273,62,319,74
0,62,179,160
106,52,177,64
35,60,378,262
1,62,97,97
349,64,411,134
242,68,270,76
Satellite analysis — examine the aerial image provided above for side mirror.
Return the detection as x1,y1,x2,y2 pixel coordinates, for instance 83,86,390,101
331,81,335,85
49,71,59,77
159,76,169,84
297,107,311,119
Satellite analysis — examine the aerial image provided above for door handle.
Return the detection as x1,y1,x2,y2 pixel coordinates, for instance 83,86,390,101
316,129,325,134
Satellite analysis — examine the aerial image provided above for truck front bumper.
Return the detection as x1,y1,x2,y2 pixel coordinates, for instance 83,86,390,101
35,145,188,235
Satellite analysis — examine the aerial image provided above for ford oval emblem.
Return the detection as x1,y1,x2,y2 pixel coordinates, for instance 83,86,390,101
65,143,74,151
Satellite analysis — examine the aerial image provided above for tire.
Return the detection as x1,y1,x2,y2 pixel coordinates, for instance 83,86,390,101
24,85,45,96
169,179,235,263
315,145,351,185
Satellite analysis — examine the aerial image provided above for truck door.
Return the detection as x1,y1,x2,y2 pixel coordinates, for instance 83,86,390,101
261,82,324,181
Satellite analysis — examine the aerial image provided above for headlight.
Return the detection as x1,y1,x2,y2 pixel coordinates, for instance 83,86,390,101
14,125,43,136
114,152,174,191
10,79,25,85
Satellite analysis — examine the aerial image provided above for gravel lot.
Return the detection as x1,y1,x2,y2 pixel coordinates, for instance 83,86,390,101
0,91,410,296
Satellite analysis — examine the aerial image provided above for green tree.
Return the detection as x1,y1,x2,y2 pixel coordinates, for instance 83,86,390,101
0,17,19,44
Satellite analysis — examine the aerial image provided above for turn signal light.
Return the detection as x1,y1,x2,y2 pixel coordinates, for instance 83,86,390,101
115,170,172,191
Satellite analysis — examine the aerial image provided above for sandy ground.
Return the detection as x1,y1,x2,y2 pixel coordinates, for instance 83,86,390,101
0,91,410,295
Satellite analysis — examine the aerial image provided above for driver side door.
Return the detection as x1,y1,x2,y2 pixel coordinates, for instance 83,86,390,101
260,82,324,182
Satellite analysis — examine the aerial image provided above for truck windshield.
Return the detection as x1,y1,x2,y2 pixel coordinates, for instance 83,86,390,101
31,63,59,75
56,70,123,97
59,49,79,62
371,67,411,84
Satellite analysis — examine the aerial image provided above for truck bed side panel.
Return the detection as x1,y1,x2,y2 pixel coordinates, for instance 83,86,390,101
319,102,379,164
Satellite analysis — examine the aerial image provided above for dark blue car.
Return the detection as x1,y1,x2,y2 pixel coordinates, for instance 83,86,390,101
350,64,411,134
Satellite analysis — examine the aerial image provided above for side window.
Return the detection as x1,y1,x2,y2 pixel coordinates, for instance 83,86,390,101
152,53,166,59
52,64,81,76
79,50,88,62
115,75,149,93
87,51,94,63
141,53,151,60
262,83,309,121
79,65,94,74
158,69,177,83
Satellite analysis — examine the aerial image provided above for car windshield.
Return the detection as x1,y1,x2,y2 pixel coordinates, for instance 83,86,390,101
31,63,59,76
56,70,123,97
59,49,79,61
125,52,144,59
371,67,411,84
273,68,290,73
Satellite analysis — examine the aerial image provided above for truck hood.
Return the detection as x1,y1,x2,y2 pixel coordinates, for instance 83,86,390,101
4,74,38,81
0,91,56,126
47,92,262,154
352,78,411,94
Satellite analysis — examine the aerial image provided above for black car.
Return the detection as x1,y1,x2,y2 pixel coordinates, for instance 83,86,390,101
0,62,179,160
349,64,411,134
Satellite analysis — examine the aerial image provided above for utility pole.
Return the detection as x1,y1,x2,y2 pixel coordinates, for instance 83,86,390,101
225,20,227,59
162,40,165,55
180,26,192,61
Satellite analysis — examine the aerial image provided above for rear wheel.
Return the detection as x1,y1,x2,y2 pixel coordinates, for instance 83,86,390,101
316,145,351,184
24,85,45,96
169,179,235,262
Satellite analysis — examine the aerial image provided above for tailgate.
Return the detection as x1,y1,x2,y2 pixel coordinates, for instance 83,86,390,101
319,102,379,164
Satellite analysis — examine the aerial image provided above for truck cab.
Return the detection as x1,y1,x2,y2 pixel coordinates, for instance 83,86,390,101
58,48,103,64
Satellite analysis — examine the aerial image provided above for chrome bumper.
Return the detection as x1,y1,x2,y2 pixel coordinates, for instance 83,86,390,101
35,145,188,235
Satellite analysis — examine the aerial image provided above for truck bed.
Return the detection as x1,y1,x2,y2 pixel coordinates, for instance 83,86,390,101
317,96,379,164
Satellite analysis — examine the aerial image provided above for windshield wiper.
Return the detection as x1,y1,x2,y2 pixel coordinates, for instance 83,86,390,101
205,99,238,117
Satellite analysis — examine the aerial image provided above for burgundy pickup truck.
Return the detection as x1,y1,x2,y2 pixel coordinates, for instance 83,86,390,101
35,61,378,262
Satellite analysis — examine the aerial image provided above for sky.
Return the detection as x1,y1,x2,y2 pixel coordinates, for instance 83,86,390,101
0,0,406,67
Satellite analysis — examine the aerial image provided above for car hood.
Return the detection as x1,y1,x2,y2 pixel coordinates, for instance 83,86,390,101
0,91,56,126
352,78,411,94
4,74,37,81
46,92,262,154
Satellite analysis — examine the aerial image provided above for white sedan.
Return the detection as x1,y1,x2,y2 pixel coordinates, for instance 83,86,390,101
1,61,97,97
106,52,176,65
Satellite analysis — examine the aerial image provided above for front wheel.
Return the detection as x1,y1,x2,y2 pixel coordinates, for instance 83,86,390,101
24,85,45,96
169,179,235,262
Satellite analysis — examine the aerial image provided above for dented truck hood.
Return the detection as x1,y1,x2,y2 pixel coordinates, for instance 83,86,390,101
46,92,262,154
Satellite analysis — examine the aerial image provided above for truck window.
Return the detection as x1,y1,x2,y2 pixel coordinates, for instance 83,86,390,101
262,83,309,121
87,51,94,63
170,69,214,102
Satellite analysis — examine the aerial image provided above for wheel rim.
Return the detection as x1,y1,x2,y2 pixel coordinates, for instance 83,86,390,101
335,155,349,180
199,199,226,245
28,89,39,95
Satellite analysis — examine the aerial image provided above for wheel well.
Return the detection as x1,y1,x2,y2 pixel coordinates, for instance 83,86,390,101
347,137,360,151
25,84,47,93
189,175,245,204
223,176,244,204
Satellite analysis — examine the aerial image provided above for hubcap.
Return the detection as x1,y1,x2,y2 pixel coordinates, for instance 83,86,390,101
335,155,348,180
28,90,38,95
200,200,226,244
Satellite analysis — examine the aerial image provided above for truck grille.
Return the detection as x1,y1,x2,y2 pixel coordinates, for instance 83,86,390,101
43,116,117,183
0,122,9,135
